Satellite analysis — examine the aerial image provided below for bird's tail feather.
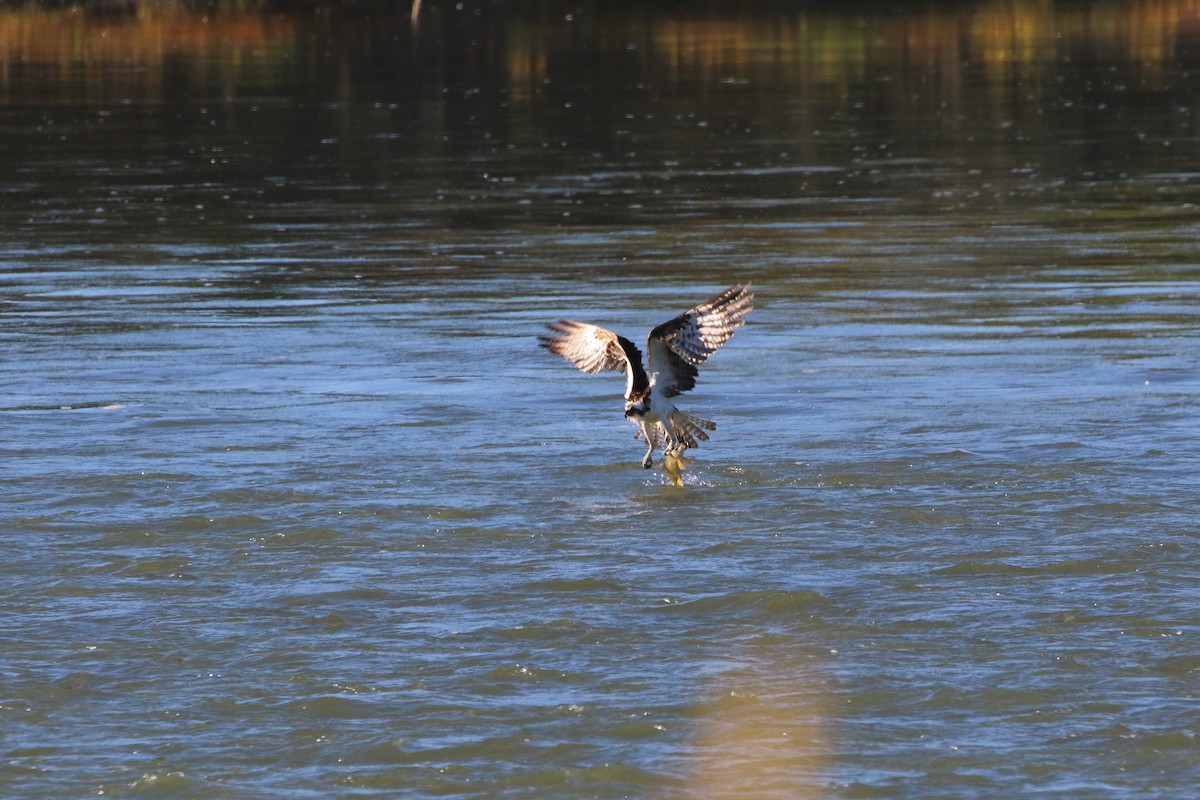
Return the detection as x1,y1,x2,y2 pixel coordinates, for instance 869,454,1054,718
670,411,715,449
633,412,716,451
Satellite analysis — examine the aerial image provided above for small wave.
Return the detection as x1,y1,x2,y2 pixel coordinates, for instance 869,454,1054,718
654,589,826,616
525,577,626,593
934,558,1130,576
932,560,1035,576
0,401,127,412
123,770,196,795
1150,655,1200,677
481,664,577,684
492,619,589,641
283,695,380,719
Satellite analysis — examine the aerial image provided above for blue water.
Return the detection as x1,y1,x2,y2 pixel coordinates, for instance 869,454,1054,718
2,4,1200,798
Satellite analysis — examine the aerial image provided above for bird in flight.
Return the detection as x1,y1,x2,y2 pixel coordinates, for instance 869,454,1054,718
538,284,753,470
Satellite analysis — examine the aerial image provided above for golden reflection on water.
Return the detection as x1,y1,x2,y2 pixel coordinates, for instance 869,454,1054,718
0,1,1197,103
683,644,831,799
0,10,299,103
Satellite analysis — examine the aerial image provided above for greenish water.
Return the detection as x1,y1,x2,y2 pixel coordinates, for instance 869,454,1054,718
2,3,1199,798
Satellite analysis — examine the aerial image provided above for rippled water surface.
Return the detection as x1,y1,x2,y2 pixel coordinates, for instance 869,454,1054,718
3,2,1200,797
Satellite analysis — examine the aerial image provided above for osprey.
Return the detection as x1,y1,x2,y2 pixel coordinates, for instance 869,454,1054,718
538,284,753,468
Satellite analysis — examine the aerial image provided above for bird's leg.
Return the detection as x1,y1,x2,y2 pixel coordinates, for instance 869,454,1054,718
663,422,681,458
640,422,655,469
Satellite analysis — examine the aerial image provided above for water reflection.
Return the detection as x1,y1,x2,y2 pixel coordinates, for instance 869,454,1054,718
1,1,1196,270
3,4,1200,800
3,2,1198,131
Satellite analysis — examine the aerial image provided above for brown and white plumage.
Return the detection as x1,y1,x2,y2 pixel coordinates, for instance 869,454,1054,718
645,283,754,398
537,320,648,401
538,284,753,469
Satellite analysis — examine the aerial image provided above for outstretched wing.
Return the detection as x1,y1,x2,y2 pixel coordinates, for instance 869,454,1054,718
645,284,753,398
539,320,650,400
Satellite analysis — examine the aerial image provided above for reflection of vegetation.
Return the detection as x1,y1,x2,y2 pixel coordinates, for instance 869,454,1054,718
1,0,1198,104
0,10,301,105
2,0,1195,228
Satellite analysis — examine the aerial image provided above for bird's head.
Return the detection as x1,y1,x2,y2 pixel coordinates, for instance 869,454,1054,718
624,397,649,419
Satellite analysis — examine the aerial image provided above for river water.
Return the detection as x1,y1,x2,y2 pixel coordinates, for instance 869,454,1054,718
2,2,1199,798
